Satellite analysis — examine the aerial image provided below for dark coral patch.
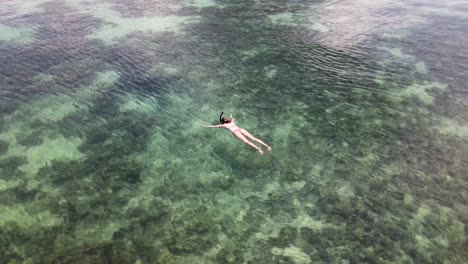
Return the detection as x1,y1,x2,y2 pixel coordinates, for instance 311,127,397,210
0,99,18,116
103,31,185,95
165,215,217,255
0,156,26,178
0,140,9,155
16,130,44,147
43,241,137,264
0,2,109,100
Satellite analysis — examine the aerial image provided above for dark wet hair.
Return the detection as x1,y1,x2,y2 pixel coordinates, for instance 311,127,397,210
220,117,231,124
219,112,231,124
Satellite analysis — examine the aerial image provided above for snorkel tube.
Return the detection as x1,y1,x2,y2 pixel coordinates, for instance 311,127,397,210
219,112,224,123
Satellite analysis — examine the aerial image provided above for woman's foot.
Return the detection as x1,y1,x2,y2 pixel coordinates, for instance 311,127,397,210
258,148,264,155
266,146,272,151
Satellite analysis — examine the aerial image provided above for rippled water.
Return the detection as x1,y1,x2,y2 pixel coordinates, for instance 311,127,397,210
1,0,467,263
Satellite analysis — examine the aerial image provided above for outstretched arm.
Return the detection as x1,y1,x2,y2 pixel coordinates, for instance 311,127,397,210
202,124,224,128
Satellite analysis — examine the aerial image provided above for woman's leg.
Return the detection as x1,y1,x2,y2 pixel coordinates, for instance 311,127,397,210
233,131,263,154
240,129,272,151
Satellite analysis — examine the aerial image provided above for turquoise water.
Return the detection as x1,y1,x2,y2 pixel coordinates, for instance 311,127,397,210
1,0,467,263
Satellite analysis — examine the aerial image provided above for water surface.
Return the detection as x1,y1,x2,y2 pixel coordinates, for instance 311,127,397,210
1,0,467,263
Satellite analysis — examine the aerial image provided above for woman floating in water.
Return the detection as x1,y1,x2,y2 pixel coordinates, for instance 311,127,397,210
202,112,272,155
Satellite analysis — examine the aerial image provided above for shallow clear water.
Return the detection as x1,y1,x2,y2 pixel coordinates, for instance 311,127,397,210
1,0,467,263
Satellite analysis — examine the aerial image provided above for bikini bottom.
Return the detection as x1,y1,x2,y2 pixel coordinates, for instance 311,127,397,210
231,128,242,134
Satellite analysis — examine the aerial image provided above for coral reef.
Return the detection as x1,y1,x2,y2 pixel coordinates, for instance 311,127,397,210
0,140,9,155
0,0,467,263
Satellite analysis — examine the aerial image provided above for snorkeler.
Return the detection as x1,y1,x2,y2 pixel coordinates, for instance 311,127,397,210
202,112,272,155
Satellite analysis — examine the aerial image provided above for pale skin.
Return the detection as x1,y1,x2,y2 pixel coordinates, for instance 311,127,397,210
202,114,272,155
